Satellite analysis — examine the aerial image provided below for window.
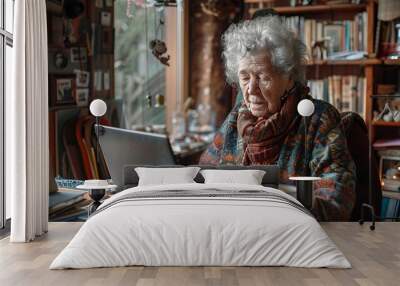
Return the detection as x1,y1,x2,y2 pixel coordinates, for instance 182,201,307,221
1,0,14,229
114,0,166,130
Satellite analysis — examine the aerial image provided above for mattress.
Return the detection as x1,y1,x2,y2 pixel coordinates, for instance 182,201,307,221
50,183,351,269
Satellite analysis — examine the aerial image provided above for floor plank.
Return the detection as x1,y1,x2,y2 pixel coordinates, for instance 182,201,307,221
0,222,399,286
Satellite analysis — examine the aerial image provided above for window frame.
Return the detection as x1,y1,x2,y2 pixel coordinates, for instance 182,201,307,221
0,0,13,230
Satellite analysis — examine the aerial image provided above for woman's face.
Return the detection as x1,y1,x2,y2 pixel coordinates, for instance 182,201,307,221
237,51,293,118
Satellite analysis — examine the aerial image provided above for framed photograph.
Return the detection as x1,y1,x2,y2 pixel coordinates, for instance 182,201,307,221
74,70,90,87
379,155,400,192
95,0,103,8
49,74,76,106
101,11,112,27
75,88,89,107
105,0,113,7
323,24,343,55
70,47,88,63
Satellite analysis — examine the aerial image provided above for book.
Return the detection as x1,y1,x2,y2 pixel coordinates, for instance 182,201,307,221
342,76,352,112
307,76,366,115
382,179,400,192
381,198,400,219
332,75,342,110
283,12,368,60
49,189,86,215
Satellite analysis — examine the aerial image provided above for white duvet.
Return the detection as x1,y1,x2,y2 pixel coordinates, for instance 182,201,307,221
50,183,351,269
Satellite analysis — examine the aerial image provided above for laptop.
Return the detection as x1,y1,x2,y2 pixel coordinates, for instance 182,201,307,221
97,125,176,186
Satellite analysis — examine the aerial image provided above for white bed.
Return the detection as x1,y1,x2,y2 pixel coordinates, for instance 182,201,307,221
50,183,351,269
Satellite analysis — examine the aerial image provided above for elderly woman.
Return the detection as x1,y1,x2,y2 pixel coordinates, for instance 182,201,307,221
199,16,356,221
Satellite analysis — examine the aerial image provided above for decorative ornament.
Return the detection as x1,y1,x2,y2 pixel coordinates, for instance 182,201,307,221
375,101,395,122
54,51,68,69
393,110,400,122
311,39,328,61
146,94,152,108
150,39,170,66
149,8,170,66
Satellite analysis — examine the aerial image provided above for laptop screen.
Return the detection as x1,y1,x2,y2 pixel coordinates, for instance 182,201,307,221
97,125,176,186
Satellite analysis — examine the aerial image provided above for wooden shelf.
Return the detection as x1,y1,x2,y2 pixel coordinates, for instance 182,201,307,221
49,105,87,112
383,191,400,200
246,2,366,15
306,58,380,66
372,121,400,127
371,94,400,98
383,59,400,65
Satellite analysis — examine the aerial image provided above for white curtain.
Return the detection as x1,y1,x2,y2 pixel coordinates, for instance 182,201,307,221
6,0,49,242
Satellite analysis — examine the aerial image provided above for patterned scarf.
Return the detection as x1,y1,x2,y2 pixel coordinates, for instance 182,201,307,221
237,83,308,165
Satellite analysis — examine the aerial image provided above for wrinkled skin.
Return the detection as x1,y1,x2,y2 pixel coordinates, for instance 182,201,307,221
237,51,294,118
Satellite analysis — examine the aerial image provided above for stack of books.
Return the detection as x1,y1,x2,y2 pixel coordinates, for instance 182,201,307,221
308,76,366,116
381,197,400,219
283,12,368,58
49,188,89,222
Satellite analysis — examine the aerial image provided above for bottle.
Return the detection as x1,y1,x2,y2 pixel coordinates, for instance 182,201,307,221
171,110,186,141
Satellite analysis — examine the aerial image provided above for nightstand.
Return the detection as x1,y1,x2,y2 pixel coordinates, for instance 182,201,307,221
76,183,117,215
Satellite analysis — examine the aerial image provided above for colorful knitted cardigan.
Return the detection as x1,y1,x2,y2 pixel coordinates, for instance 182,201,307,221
199,92,356,221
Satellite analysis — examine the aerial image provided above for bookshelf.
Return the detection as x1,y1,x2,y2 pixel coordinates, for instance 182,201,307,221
246,2,367,15
244,0,376,119
47,0,115,186
383,59,400,66
244,0,398,197
272,3,366,14
306,58,380,66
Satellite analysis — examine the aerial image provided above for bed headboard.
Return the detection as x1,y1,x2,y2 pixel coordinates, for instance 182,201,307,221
122,164,280,189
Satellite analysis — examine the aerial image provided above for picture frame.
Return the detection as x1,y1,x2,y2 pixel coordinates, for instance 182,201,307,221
323,24,343,55
75,88,90,107
49,74,76,106
101,11,112,27
74,69,90,87
379,155,400,192
95,0,103,8
70,47,88,63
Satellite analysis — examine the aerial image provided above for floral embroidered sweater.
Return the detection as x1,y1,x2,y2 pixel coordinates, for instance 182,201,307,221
199,98,356,221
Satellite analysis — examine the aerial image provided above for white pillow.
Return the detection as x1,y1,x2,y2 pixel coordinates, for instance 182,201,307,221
200,169,266,185
135,167,201,186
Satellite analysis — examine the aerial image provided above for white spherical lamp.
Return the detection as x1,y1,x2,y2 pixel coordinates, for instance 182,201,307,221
297,99,315,117
90,99,107,117
89,99,107,180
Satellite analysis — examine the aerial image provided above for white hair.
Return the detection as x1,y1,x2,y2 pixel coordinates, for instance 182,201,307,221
222,16,307,85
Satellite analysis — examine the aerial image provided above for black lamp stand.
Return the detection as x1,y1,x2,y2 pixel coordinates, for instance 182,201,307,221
296,180,313,210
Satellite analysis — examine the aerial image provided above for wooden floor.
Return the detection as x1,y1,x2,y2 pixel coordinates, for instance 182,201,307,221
0,222,399,286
